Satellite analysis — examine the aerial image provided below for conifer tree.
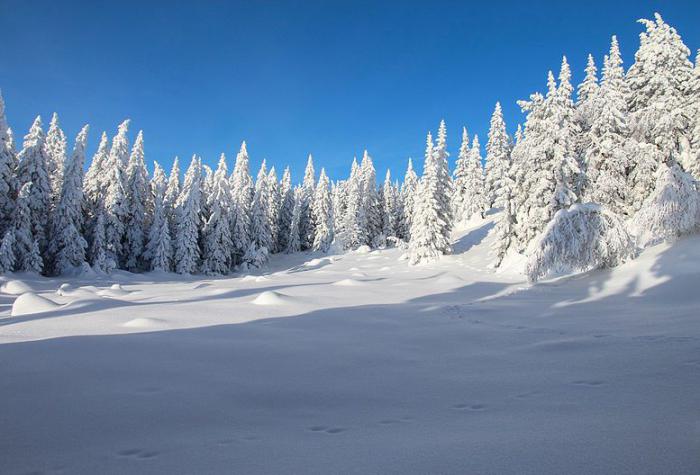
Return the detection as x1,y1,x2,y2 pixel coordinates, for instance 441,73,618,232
0,230,15,273
312,168,334,252
12,183,43,273
0,91,16,235
484,103,511,207
145,162,172,272
339,158,365,249
90,210,112,273
380,169,398,244
174,156,202,274
164,157,181,244
17,116,51,256
267,166,281,253
399,158,418,241
277,166,294,252
230,142,253,266
299,154,316,249
45,112,67,206
201,154,232,274
286,187,302,254
433,120,453,246
248,160,272,266
50,125,90,275
124,130,149,271
103,119,130,267
83,131,110,217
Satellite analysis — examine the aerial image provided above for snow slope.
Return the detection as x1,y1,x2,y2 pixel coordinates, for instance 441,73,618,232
1,218,699,474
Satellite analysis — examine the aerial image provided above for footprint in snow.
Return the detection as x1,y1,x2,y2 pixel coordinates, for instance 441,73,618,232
452,403,486,411
308,425,347,434
116,448,159,459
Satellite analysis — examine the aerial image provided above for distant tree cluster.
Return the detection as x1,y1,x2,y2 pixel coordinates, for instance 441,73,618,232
0,14,698,281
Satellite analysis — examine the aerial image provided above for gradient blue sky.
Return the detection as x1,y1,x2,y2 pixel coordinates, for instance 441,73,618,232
1,0,698,181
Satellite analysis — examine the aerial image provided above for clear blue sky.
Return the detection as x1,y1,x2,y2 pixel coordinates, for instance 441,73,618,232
1,0,698,181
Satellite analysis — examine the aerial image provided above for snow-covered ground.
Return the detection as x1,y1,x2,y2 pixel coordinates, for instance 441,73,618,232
1,218,699,474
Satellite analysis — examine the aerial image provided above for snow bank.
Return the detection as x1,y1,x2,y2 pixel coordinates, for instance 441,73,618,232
11,292,61,316
332,278,366,287
251,291,296,305
1,280,33,295
123,317,167,328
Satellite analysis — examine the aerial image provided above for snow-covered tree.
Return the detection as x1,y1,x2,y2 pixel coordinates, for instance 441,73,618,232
338,158,365,249
583,36,632,216
359,151,381,246
124,130,149,271
248,160,272,267
12,183,43,273
331,179,347,238
83,131,110,217
0,91,16,235
409,132,451,264
379,169,399,245
526,203,635,282
201,154,232,275
634,163,700,247
49,125,89,275
299,154,316,250
277,166,294,252
17,116,51,256
174,156,202,274
103,119,130,267
0,230,15,273
433,120,453,246
576,54,600,126
312,168,334,252
267,166,281,253
145,162,172,272
399,158,418,241
453,128,487,224
230,142,253,266
164,157,181,245
45,112,67,206
484,103,511,207
90,210,113,273
286,187,302,254
491,168,517,268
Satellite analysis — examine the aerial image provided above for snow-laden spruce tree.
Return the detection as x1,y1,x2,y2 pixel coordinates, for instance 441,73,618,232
0,229,15,273
575,54,600,133
583,37,632,216
379,170,398,245
45,112,67,207
0,91,16,235
358,151,381,246
409,132,451,264
103,119,130,267
83,131,110,218
688,50,700,179
491,166,517,268
399,158,418,241
49,125,89,275
248,160,272,266
230,142,253,266
453,129,487,224
433,121,453,247
526,203,635,282
331,179,347,240
11,183,43,273
338,158,365,249
299,154,316,250
17,116,51,257
633,163,700,247
286,187,302,254
201,154,232,275
627,13,695,169
124,130,150,271
90,210,113,273
174,156,202,274
277,166,294,252
312,168,334,252
484,103,511,207
267,166,281,253
145,162,172,272
164,157,181,242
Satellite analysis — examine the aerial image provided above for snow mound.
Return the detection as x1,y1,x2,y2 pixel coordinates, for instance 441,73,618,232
123,317,167,328
351,272,368,278
241,275,259,283
255,276,270,283
332,278,366,287
252,291,296,305
11,292,61,316
354,245,371,254
304,258,324,267
1,280,33,295
56,283,99,298
97,284,132,298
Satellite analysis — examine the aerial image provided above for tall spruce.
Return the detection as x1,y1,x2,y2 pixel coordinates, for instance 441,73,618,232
145,162,173,272
124,130,149,271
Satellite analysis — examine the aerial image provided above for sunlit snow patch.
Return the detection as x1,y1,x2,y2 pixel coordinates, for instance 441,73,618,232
11,292,61,316
123,317,167,328
1,280,33,295
252,291,296,305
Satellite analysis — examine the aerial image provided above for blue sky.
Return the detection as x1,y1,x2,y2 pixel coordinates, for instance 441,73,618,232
1,0,698,182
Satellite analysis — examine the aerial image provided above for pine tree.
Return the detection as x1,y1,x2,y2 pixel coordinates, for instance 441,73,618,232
339,158,365,249
454,129,487,224
433,120,453,247
286,187,302,254
409,132,451,264
312,168,334,252
380,170,398,245
50,125,90,275
164,157,181,246
267,166,281,253
331,179,347,242
230,142,253,266
360,151,381,246
491,167,516,268
145,162,173,272
584,37,631,216
174,156,202,274
201,154,232,275
0,230,15,273
16,116,51,256
399,158,418,241
484,103,511,207
90,210,113,273
83,131,110,217
45,112,67,207
0,91,16,236
574,54,600,194
124,130,149,271
12,183,43,273
277,166,294,252
248,160,272,267
103,119,130,267
687,50,700,179
299,154,316,250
